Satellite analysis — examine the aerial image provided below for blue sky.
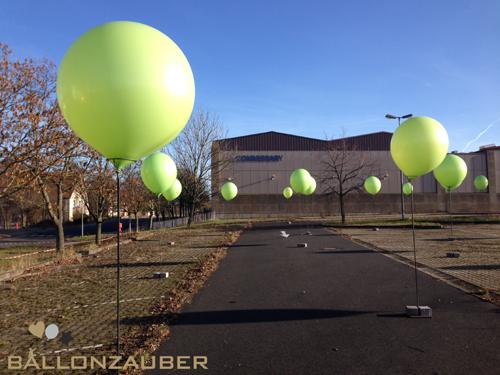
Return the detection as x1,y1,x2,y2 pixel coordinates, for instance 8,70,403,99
1,0,499,151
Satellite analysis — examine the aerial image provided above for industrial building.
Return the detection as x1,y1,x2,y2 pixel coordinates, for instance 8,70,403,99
211,131,499,218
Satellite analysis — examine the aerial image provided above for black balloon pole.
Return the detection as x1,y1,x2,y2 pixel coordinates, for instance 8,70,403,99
115,168,121,354
410,186,420,310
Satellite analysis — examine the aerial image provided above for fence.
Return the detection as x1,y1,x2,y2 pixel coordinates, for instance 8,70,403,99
151,211,214,230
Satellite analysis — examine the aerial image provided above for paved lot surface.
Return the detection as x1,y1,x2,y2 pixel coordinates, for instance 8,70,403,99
152,222,500,375
343,224,500,294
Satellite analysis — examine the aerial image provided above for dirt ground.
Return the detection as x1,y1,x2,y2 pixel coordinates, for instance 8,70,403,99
0,224,242,370
341,223,500,295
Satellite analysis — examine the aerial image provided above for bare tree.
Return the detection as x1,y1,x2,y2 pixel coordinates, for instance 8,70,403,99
320,137,376,224
169,110,229,227
0,44,50,199
77,150,115,245
18,60,84,254
121,164,148,232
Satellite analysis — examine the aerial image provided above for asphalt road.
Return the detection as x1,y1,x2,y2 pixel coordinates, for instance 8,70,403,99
151,222,500,375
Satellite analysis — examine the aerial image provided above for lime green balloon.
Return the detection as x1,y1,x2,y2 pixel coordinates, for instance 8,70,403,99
303,176,317,195
433,154,467,191
402,182,413,196
57,21,195,170
283,187,293,199
390,116,449,180
162,179,182,201
474,175,488,191
364,176,381,195
290,169,311,194
221,182,238,201
140,153,177,195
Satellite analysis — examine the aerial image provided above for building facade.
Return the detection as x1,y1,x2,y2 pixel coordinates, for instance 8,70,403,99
211,131,499,218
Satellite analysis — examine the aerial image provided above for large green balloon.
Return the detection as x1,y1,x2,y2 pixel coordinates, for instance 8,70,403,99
221,182,238,201
162,179,182,201
390,116,449,180
290,169,311,194
433,154,467,191
364,176,381,195
474,175,488,191
303,176,317,195
57,21,195,169
283,187,293,199
140,153,177,195
402,182,413,196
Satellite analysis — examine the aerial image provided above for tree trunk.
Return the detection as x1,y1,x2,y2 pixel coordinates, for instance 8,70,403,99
95,215,103,245
56,184,65,254
128,216,132,233
187,202,196,228
56,220,65,255
149,212,154,230
339,194,346,224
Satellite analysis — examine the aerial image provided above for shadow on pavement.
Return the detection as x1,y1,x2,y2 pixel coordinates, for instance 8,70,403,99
314,250,374,254
122,308,373,326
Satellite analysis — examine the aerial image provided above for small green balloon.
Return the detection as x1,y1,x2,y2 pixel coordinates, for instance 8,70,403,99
402,182,413,196
290,169,311,194
303,176,317,195
474,175,488,191
57,21,195,169
283,186,293,199
221,182,238,201
140,153,177,195
390,116,449,180
162,179,182,201
433,154,467,191
364,176,381,195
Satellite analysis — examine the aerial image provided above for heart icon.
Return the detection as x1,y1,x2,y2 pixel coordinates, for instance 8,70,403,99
28,321,45,338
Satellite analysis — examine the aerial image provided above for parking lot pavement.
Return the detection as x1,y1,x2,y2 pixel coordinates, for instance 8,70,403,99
151,221,500,375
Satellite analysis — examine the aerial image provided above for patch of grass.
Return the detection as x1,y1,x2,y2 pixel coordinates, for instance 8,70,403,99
325,219,442,229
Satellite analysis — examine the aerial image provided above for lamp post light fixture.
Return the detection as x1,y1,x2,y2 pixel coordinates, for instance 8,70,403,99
385,113,413,220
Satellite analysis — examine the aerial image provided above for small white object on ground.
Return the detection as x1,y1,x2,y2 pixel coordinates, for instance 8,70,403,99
280,231,290,238
406,305,432,318
167,241,175,246
153,272,169,278
297,243,307,248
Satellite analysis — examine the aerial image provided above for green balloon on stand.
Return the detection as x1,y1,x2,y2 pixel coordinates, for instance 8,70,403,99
283,187,293,199
433,154,467,191
474,175,488,191
364,176,381,195
57,21,195,170
390,116,449,180
140,153,177,195
402,182,413,196
290,169,311,194
162,179,182,201
221,182,238,201
303,176,317,195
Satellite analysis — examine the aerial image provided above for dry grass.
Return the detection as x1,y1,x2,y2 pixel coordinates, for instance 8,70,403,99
341,223,500,298
0,224,243,372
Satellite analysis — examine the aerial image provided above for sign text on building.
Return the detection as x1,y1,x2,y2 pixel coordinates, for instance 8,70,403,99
234,155,283,162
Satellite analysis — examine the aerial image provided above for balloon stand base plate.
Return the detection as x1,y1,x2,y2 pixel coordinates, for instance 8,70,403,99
153,272,169,278
166,241,175,246
405,305,432,318
297,243,308,248
446,252,460,258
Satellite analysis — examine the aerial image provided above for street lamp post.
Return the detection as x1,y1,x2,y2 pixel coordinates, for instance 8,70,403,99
385,113,413,220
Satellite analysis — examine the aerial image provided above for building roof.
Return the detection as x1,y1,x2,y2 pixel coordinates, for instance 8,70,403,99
215,131,393,151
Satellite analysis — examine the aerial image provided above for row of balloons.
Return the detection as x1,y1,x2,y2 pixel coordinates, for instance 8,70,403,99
220,155,489,202
362,155,489,196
